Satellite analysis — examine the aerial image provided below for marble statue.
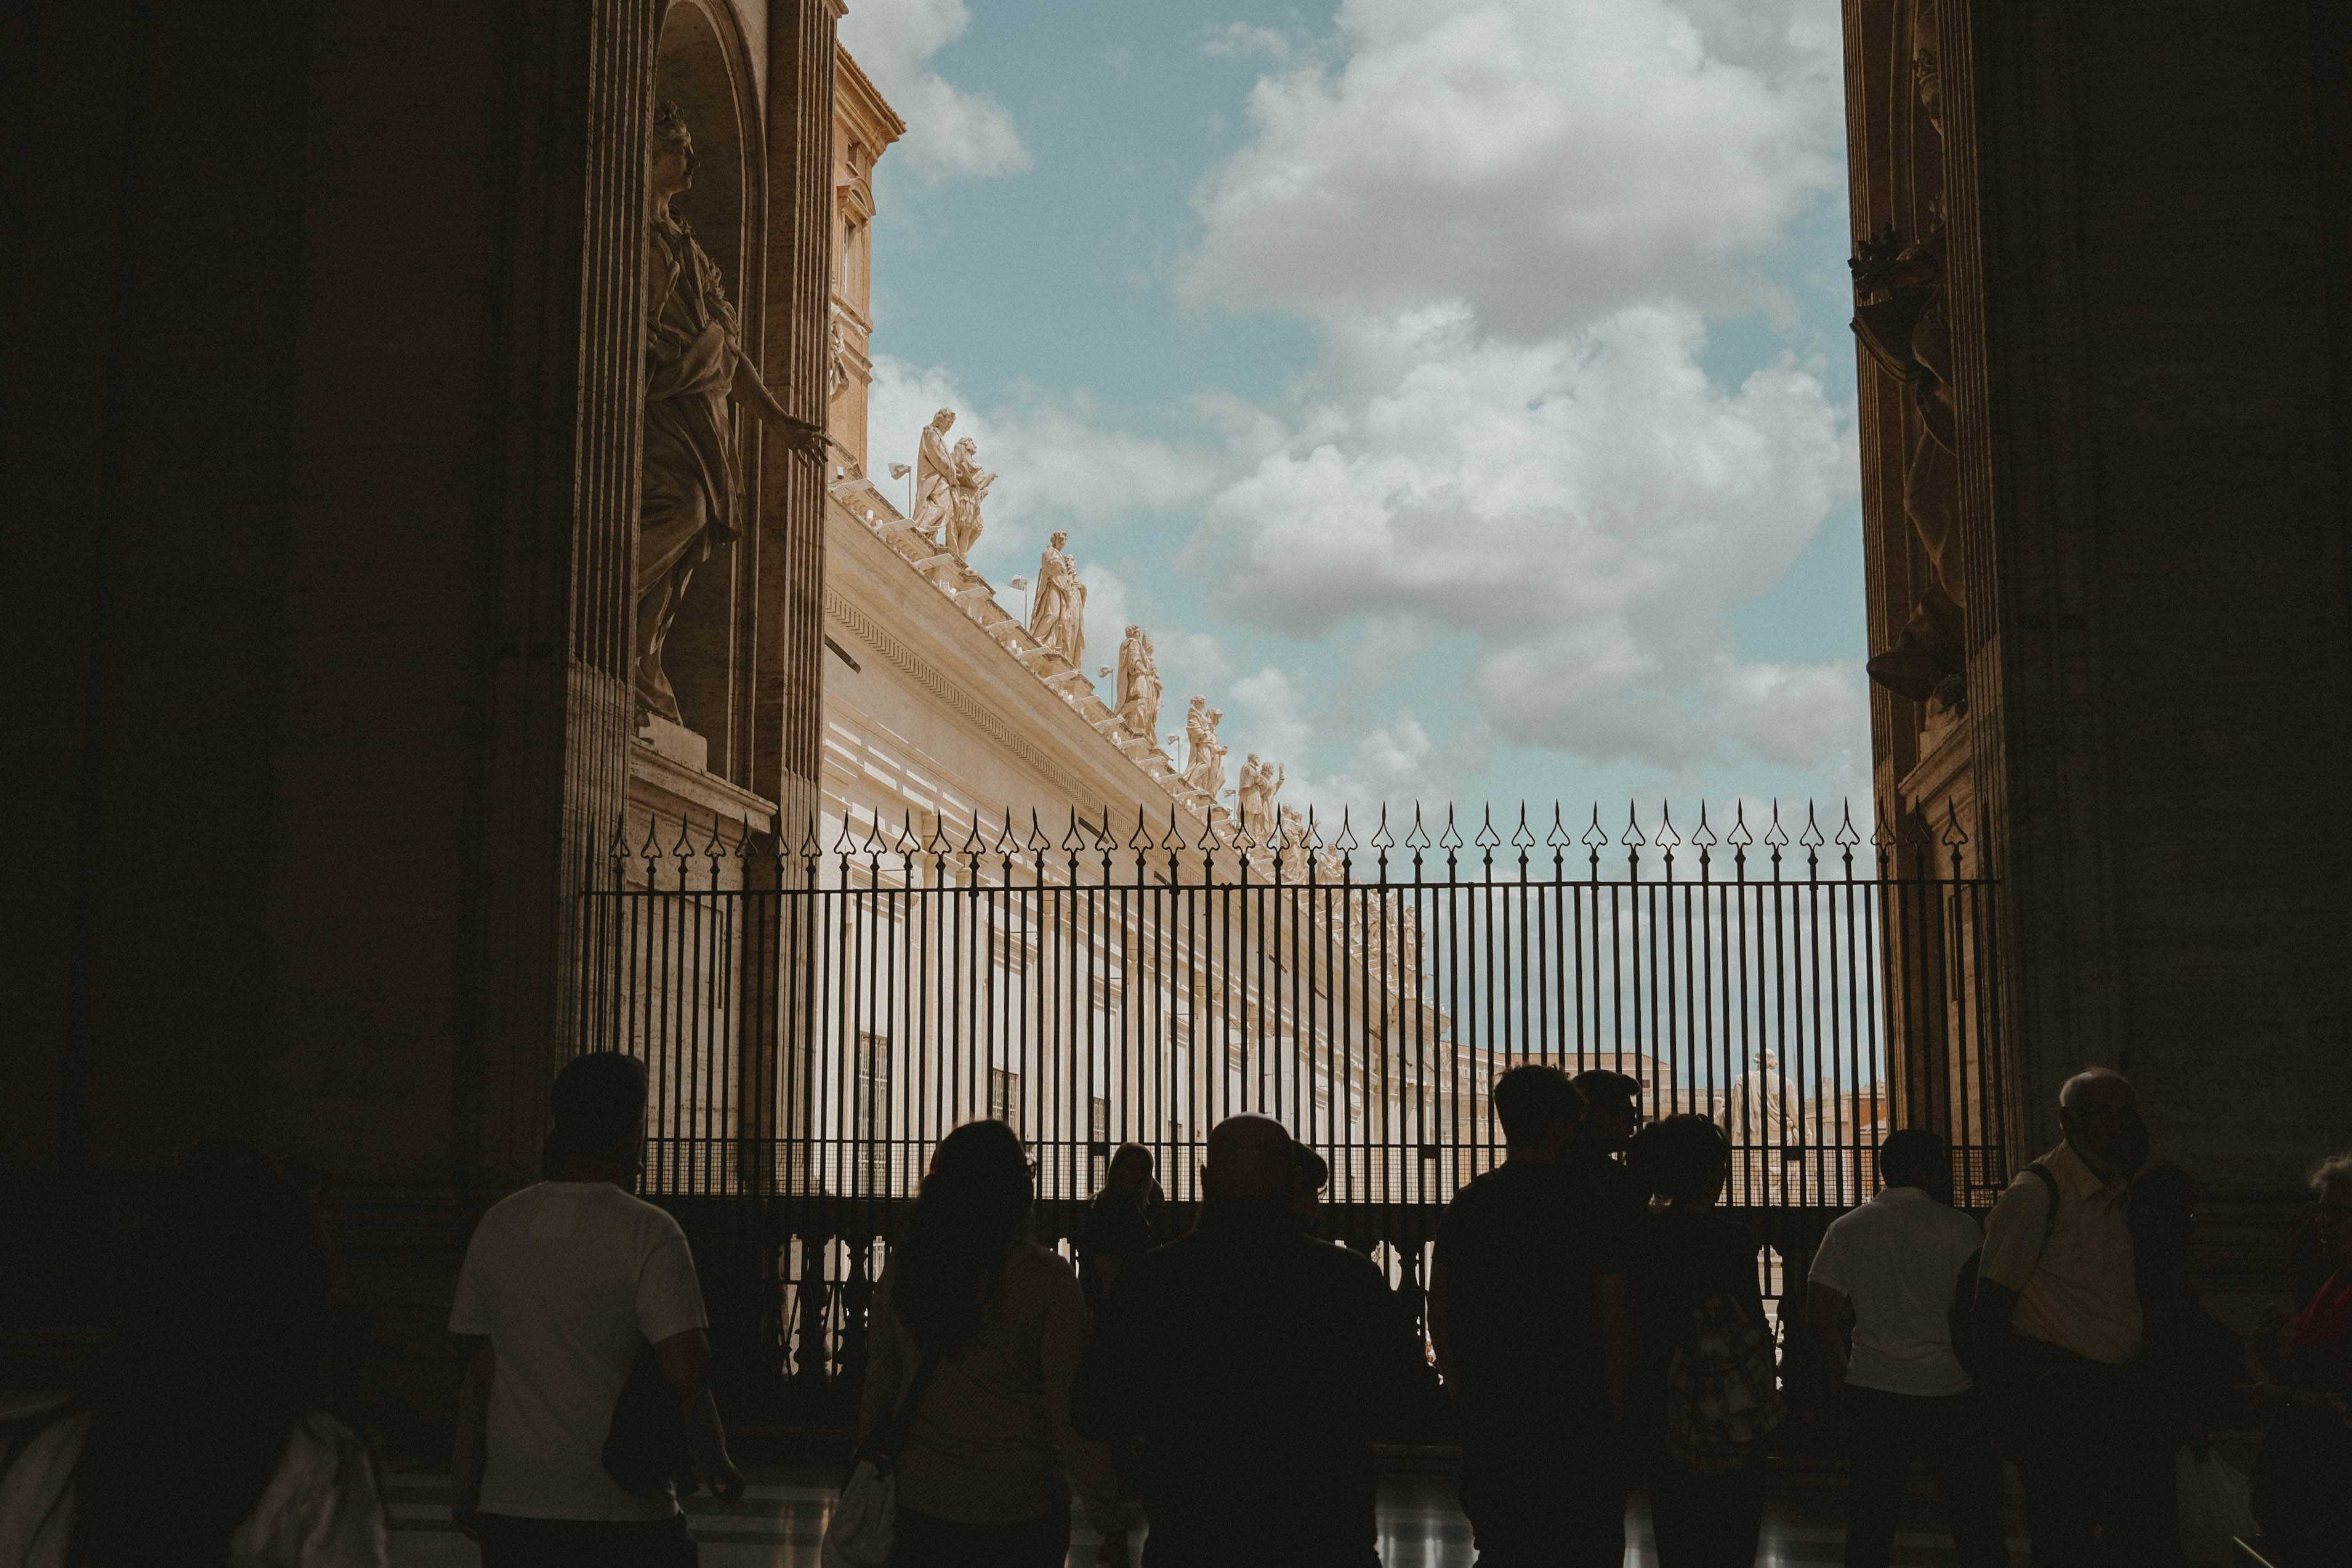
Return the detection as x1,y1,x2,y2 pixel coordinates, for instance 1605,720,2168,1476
1237,754,1286,842
1028,530,1087,668
1180,697,1226,798
1725,1049,1803,1202
1276,803,1307,853
1853,0,1965,710
945,435,995,566
636,102,826,725
1114,624,1161,742
908,408,956,544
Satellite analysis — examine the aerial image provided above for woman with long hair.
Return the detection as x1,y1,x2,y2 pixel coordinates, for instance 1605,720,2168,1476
0,1146,387,1566
858,1119,1133,1567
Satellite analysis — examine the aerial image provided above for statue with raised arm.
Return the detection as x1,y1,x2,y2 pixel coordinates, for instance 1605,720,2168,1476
1237,754,1286,842
635,102,826,725
1028,530,1087,668
908,408,956,545
944,436,995,566
1114,624,1162,742
1181,698,1226,798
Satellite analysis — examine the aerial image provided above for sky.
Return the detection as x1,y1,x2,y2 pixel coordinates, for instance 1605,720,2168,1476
838,0,1869,831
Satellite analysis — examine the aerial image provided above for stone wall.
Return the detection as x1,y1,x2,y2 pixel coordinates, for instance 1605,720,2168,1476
1,0,838,1453
1845,2,2352,1208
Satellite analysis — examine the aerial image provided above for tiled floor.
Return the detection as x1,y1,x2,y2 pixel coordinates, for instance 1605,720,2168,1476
386,1468,2034,1566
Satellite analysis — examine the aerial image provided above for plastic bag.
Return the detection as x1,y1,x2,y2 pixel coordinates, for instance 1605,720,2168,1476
821,1457,897,1568
2176,1447,2256,1567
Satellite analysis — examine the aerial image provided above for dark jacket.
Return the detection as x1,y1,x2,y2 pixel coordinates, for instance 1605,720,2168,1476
1076,1197,1433,1568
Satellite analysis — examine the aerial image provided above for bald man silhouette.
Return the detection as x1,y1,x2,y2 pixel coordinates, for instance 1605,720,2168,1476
1078,1115,1432,1568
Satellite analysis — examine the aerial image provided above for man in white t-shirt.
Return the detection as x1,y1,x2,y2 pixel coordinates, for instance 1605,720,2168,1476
1808,1129,2006,1568
449,1053,743,1566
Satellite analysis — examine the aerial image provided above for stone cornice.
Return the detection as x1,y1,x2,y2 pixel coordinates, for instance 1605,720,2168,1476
835,48,906,149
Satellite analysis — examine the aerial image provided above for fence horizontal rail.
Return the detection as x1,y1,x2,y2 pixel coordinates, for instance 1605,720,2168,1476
606,797,1986,891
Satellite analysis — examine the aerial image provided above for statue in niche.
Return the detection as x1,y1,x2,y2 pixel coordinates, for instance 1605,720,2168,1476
826,317,851,404
1852,0,1967,714
1028,530,1087,669
908,408,956,544
1114,624,1161,742
1180,697,1226,798
635,102,826,726
1237,754,1286,842
944,436,995,566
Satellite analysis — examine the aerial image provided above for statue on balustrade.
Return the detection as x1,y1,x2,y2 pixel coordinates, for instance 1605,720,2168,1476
1029,530,1087,669
1181,697,1226,799
908,408,956,545
1276,803,1308,855
1115,624,1162,742
635,102,826,725
1238,754,1286,842
945,436,995,566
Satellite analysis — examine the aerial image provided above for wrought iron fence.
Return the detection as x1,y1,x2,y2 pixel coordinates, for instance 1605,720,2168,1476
583,798,2007,1424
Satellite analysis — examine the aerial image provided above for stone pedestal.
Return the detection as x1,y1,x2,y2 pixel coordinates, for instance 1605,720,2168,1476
629,722,778,850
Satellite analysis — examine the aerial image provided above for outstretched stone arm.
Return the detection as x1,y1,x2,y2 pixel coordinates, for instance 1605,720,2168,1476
731,354,830,462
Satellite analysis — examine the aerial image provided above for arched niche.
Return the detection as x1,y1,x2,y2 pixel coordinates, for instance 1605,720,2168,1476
651,0,765,782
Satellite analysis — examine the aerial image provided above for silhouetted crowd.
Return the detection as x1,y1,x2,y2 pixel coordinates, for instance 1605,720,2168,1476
2,1055,2346,1568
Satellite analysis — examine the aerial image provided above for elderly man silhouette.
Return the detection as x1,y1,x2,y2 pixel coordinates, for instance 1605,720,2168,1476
1078,1114,1431,1568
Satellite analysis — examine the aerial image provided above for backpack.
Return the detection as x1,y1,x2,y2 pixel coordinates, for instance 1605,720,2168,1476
1948,1162,2059,1381
1663,1287,1786,1473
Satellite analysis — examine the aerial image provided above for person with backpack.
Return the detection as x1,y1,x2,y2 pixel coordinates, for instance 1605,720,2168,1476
1628,1114,1782,1568
1973,1067,2175,1567
1806,1128,2005,1568
1429,1065,1635,1567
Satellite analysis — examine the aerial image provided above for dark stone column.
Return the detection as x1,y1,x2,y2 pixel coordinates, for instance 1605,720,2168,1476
754,0,843,830
744,0,842,1204
461,0,663,1188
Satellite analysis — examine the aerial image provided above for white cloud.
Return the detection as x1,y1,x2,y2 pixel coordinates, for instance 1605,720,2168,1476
1077,564,1132,692
1226,666,1318,763
1218,672,1483,821
848,0,1866,798
1150,630,1233,729
1182,0,1842,334
840,0,1029,179
1201,21,1297,60
1195,301,1859,771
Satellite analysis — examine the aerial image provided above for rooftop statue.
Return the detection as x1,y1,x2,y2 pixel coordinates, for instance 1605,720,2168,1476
1029,530,1087,669
945,435,995,566
1115,625,1162,743
1180,697,1226,799
908,408,956,545
635,103,826,726
1238,754,1286,843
